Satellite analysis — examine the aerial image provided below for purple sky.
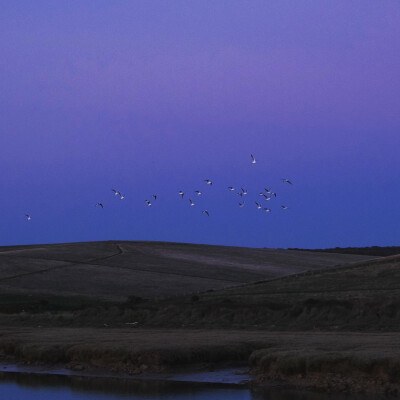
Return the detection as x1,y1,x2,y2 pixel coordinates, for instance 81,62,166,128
1,1,399,248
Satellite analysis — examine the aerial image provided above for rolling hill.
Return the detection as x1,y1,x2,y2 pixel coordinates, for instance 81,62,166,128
120,254,400,331
0,241,376,301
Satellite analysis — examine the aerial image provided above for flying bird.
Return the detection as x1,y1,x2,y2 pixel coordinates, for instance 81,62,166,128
95,203,104,208
152,195,157,200
260,192,270,200
264,188,272,194
25,214,31,221
204,179,212,186
264,208,271,213
194,190,202,196
179,191,184,198
239,202,245,207
145,200,152,207
202,210,210,216
112,189,119,196
255,202,262,209
251,154,256,164
241,188,248,195
119,193,125,200
228,186,235,191
281,179,293,185
189,199,195,206
281,205,289,210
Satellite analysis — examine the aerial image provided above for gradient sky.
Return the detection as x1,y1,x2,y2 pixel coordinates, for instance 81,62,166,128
1,0,399,248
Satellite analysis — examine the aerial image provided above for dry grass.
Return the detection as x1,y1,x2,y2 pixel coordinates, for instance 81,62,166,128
1,244,400,393
0,241,375,301
0,254,399,332
0,327,268,371
2,327,400,392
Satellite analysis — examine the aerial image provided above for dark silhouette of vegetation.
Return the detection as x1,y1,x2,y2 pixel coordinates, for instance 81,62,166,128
126,295,145,305
290,246,400,257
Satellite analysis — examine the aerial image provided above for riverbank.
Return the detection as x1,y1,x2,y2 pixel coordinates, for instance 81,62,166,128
1,327,400,394
0,363,250,386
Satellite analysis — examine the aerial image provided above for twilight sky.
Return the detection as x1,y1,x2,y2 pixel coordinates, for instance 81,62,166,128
1,0,399,248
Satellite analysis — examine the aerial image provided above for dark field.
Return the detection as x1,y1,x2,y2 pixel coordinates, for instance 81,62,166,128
9,251,395,332
0,241,375,301
1,241,400,394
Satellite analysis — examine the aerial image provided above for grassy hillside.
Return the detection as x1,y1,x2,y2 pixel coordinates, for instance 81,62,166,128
2,251,399,331
0,241,374,303
195,255,400,330
38,254,399,331
1,243,399,394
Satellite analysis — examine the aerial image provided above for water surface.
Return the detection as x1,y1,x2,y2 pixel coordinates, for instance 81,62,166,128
0,372,379,400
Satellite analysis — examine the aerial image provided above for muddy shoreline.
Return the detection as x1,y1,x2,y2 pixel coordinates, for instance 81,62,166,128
0,360,251,386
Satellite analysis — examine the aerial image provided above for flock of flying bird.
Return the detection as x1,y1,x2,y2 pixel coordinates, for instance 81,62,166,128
24,154,293,221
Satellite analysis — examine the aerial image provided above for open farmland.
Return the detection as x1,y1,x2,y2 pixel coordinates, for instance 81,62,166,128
1,242,399,394
0,241,375,301
114,254,400,331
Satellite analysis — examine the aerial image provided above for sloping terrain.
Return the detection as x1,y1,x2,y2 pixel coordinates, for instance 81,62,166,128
1,244,399,394
118,254,400,330
206,253,400,302
0,241,375,301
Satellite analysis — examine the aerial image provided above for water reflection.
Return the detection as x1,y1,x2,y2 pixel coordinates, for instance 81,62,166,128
0,372,380,400
2,373,249,400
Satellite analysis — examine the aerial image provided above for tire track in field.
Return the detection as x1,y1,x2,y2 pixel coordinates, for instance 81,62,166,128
0,245,124,283
0,243,242,284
